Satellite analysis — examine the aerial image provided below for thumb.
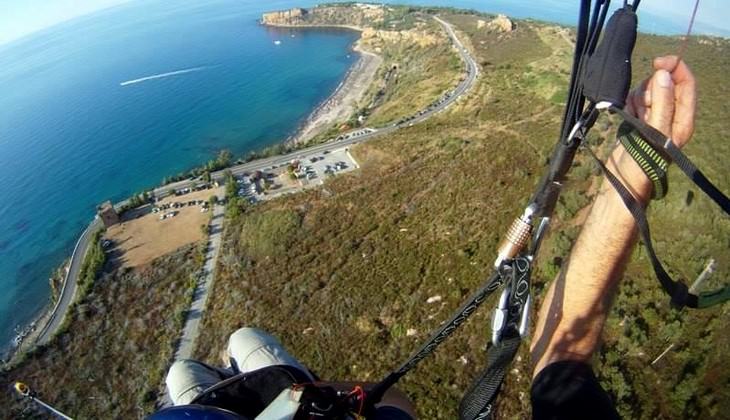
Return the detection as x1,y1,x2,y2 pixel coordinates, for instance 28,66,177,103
647,69,675,137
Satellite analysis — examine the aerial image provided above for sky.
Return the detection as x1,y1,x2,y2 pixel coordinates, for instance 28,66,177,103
0,0,130,45
0,0,727,46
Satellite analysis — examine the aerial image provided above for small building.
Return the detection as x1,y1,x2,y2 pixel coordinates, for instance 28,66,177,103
97,201,120,228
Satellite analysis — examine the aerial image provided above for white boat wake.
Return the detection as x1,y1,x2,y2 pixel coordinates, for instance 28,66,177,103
119,66,208,86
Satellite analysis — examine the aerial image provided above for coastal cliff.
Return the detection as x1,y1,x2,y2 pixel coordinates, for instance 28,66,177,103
261,8,309,26
262,4,385,28
261,5,445,52
260,4,456,143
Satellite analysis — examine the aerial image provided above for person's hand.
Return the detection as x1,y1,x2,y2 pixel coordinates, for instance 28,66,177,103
625,55,697,149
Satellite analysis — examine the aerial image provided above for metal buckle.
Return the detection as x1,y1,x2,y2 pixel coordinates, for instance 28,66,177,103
491,259,533,345
491,285,510,346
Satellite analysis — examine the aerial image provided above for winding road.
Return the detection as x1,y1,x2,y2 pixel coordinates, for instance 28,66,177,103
36,218,102,345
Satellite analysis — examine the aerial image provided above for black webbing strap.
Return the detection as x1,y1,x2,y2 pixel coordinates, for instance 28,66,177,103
459,258,531,419
458,333,522,420
366,271,505,410
603,106,730,308
583,145,694,308
611,106,730,213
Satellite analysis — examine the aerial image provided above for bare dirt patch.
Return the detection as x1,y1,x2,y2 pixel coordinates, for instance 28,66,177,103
105,187,224,268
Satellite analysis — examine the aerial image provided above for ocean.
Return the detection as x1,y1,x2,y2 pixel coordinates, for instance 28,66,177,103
0,0,724,353
0,0,359,351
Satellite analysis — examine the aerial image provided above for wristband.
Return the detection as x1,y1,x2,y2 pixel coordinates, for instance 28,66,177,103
617,121,669,199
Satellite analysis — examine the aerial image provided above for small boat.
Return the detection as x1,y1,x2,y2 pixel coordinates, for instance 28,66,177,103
274,40,281,45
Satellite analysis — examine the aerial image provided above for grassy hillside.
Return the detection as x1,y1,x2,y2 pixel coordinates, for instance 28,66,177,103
0,244,203,418
195,10,730,420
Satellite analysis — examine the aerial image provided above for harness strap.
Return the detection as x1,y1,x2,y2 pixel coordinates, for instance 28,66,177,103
458,333,522,420
583,145,694,308
611,106,730,213
460,258,531,420
584,133,730,309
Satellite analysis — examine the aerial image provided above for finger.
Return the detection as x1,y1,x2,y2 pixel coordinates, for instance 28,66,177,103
653,56,696,148
639,79,652,121
655,56,695,87
625,91,637,117
671,63,696,147
671,84,696,147
647,69,675,137
653,55,678,72
624,92,636,117
629,78,649,120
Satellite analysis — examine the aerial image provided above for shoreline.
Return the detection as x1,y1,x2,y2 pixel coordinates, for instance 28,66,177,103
263,22,383,145
287,46,382,145
2,25,381,364
1,304,46,363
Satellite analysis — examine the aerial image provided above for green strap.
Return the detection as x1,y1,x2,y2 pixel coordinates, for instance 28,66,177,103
697,286,730,309
617,122,669,199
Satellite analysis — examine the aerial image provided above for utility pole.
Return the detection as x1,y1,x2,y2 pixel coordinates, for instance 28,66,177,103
651,343,675,366
689,258,716,294
651,259,716,367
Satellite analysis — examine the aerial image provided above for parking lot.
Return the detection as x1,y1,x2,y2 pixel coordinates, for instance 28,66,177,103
296,147,358,187
229,146,359,200
105,186,224,268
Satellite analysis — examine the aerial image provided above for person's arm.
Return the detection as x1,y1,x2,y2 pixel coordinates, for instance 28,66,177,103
530,56,696,376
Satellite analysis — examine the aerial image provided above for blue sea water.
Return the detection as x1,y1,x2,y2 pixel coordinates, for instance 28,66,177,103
0,0,358,351
0,0,725,353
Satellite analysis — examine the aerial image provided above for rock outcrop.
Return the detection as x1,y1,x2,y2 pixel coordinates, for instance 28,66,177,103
361,27,442,49
487,15,515,33
261,8,308,25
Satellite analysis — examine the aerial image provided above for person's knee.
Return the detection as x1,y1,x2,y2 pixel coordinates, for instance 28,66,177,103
229,327,271,344
166,359,223,405
166,359,193,386
227,327,311,378
228,327,276,355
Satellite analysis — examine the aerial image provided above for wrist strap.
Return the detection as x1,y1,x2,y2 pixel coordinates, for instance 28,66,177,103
617,121,669,199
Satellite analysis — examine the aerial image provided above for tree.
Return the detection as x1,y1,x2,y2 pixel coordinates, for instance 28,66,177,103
224,170,237,199
208,195,218,207
216,150,233,169
203,171,212,183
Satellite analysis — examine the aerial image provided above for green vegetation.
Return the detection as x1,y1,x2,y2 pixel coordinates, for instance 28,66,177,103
223,169,249,220
48,259,69,304
239,210,302,259
162,149,234,185
208,194,219,207
127,191,151,209
76,229,107,298
195,9,730,420
0,245,202,418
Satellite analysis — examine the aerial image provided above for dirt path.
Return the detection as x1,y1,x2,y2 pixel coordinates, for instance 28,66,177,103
159,203,225,406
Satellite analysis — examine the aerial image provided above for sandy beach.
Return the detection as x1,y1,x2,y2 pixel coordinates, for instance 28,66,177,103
288,45,382,144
